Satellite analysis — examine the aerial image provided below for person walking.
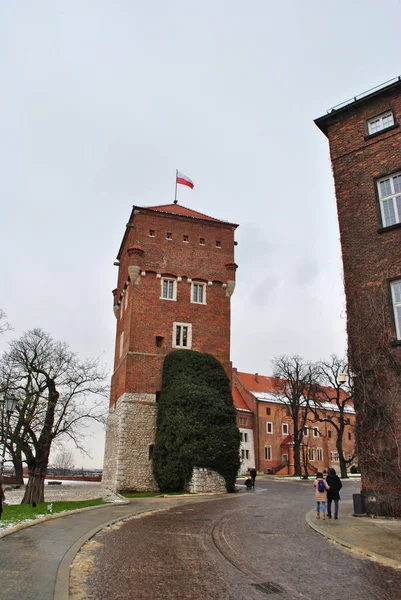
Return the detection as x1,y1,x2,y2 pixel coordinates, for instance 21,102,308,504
250,468,257,488
326,467,342,519
313,471,330,519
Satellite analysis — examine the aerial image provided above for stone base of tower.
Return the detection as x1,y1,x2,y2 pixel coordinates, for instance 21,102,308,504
102,393,158,493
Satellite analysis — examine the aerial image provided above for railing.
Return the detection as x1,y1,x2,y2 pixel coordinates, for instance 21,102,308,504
269,460,289,475
326,76,401,114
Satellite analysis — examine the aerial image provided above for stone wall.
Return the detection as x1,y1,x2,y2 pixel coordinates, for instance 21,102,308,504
188,467,227,494
102,392,158,493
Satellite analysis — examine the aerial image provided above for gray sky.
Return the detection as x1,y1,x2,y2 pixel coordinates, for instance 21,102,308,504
1,1,401,468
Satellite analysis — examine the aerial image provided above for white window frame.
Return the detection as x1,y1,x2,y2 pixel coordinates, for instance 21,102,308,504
282,453,288,462
161,278,177,301
264,446,272,461
308,447,315,461
266,422,273,434
367,110,394,135
303,427,309,437
313,427,319,438
282,423,289,435
377,172,401,228
317,447,323,462
330,451,339,463
172,322,192,349
390,280,401,340
191,282,206,304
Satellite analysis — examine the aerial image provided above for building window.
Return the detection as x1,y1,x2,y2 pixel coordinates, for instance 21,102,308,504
161,278,176,300
303,427,309,437
317,447,323,462
173,322,192,349
183,235,189,243
245,450,249,459
266,422,273,434
328,430,332,439
266,407,271,416
199,238,205,245
119,331,124,358
282,423,289,435
125,287,129,309
377,172,401,228
166,232,172,240
348,431,352,441
241,449,245,460
149,229,155,237
192,282,206,304
216,240,221,248
308,447,315,461
282,453,288,462
241,432,248,443
330,451,339,462
391,280,401,340
148,444,155,460
313,427,319,438
367,111,394,135
264,446,272,461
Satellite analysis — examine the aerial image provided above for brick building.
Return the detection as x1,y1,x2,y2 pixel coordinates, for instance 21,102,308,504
102,202,238,492
315,78,401,515
232,370,356,476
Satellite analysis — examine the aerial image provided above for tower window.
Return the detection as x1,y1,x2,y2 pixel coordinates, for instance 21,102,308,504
266,407,271,416
313,427,319,437
328,430,332,438
199,238,205,245
172,322,192,349
149,229,155,237
192,282,206,304
119,331,124,358
216,240,221,248
266,422,273,434
155,335,164,348
166,232,172,240
377,172,401,227
161,278,176,300
282,423,289,435
148,444,155,460
367,110,394,135
183,235,189,242
390,279,401,340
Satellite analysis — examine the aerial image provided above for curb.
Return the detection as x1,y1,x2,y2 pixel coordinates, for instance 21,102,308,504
305,509,401,570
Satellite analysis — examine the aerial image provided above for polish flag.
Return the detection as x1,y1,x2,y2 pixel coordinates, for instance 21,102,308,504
176,171,194,189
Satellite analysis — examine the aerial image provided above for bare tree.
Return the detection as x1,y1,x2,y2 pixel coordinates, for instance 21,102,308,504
0,309,12,335
312,355,354,478
271,355,319,477
51,447,75,475
0,329,109,503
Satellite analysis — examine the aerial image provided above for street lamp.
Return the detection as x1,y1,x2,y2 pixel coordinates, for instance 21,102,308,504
0,393,17,477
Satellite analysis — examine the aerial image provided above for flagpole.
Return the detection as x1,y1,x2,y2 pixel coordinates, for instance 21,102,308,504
174,169,178,204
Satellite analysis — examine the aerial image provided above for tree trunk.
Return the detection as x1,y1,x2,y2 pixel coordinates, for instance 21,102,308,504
13,456,24,486
336,428,349,478
21,468,45,504
293,443,302,477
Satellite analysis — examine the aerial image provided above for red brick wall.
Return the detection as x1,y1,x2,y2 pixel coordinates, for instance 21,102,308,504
110,208,237,405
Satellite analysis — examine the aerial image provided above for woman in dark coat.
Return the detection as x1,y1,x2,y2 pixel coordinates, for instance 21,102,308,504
326,467,342,519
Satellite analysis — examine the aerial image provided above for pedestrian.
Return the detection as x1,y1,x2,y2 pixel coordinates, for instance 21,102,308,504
313,471,330,520
0,481,5,519
326,467,342,519
250,468,257,488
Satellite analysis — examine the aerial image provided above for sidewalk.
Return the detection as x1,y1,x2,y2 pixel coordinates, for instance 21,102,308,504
306,501,401,570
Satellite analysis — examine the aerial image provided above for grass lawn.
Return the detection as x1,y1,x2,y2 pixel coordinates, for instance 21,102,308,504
0,498,106,531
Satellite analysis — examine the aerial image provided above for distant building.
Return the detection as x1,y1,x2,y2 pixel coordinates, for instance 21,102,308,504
315,78,401,515
232,371,356,476
102,203,238,493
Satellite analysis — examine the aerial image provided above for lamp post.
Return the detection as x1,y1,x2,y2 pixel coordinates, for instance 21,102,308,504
0,393,17,477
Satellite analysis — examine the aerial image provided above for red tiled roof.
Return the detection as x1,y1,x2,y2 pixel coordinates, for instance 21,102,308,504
142,203,238,226
236,372,277,394
232,387,252,412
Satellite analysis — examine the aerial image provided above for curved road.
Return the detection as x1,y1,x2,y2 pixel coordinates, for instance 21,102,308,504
73,479,401,600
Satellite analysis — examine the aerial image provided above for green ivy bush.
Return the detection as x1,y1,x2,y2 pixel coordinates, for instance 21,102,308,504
153,350,240,493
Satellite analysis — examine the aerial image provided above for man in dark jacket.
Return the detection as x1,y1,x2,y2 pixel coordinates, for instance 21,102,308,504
250,468,257,488
326,468,342,519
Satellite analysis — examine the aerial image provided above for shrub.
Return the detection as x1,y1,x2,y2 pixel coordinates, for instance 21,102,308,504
153,350,240,493
350,464,360,474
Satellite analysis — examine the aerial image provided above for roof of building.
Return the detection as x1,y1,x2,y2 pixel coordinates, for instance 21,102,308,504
232,386,253,413
314,76,401,136
233,371,355,415
142,203,238,226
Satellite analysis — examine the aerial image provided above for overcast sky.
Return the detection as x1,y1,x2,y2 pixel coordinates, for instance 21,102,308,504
1,1,401,468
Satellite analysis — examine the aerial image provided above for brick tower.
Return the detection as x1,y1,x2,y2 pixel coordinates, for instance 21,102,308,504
102,202,238,492
315,78,401,515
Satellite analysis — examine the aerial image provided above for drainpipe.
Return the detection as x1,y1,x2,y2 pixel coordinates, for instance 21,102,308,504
256,399,260,472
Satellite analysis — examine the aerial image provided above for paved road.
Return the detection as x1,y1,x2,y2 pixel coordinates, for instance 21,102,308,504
76,480,401,600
